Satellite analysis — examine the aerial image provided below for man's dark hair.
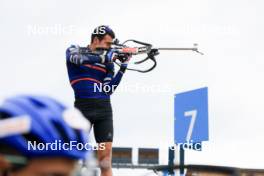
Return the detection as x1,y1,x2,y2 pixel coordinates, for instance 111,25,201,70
91,25,115,43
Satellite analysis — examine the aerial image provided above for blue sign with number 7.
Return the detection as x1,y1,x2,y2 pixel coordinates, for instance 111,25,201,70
174,87,209,144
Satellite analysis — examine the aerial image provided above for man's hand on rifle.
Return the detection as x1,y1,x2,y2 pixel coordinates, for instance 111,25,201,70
117,53,132,68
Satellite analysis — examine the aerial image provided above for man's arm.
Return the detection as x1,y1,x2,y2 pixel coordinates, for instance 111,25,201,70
66,45,116,65
102,63,127,95
102,55,131,95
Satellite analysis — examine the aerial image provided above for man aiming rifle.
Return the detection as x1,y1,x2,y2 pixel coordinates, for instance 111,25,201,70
65,25,132,176
65,25,200,176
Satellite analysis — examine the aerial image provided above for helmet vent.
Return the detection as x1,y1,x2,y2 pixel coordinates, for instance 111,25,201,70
28,98,46,108
0,112,10,120
23,133,43,145
52,121,70,143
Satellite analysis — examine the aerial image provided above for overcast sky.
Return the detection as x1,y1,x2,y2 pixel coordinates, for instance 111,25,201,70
1,0,264,175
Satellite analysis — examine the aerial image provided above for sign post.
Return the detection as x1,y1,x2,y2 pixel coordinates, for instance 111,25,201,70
174,87,209,175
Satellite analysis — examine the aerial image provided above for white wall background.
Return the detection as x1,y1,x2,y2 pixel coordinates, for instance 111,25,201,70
0,0,263,175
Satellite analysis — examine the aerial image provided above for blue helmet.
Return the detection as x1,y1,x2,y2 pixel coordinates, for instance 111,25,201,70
0,95,91,160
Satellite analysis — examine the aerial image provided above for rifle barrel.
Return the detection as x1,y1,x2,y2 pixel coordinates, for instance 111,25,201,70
157,47,204,55
158,47,196,50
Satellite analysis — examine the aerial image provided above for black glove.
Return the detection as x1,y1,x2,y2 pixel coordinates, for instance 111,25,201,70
116,53,131,72
116,53,131,64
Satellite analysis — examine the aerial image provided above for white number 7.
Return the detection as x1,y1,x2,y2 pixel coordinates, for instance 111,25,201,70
184,110,197,141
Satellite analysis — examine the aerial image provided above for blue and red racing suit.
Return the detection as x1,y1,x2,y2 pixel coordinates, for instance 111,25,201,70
66,45,126,99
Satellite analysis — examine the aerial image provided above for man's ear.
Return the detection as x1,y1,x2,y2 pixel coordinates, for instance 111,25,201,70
93,37,99,45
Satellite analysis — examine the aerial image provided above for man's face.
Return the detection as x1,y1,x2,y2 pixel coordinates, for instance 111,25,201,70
0,157,78,176
93,34,113,50
0,155,11,171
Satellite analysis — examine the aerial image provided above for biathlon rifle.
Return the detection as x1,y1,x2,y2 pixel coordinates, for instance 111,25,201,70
110,39,204,73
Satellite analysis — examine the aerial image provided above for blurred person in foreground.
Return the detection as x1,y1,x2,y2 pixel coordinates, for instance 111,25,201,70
0,95,94,176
